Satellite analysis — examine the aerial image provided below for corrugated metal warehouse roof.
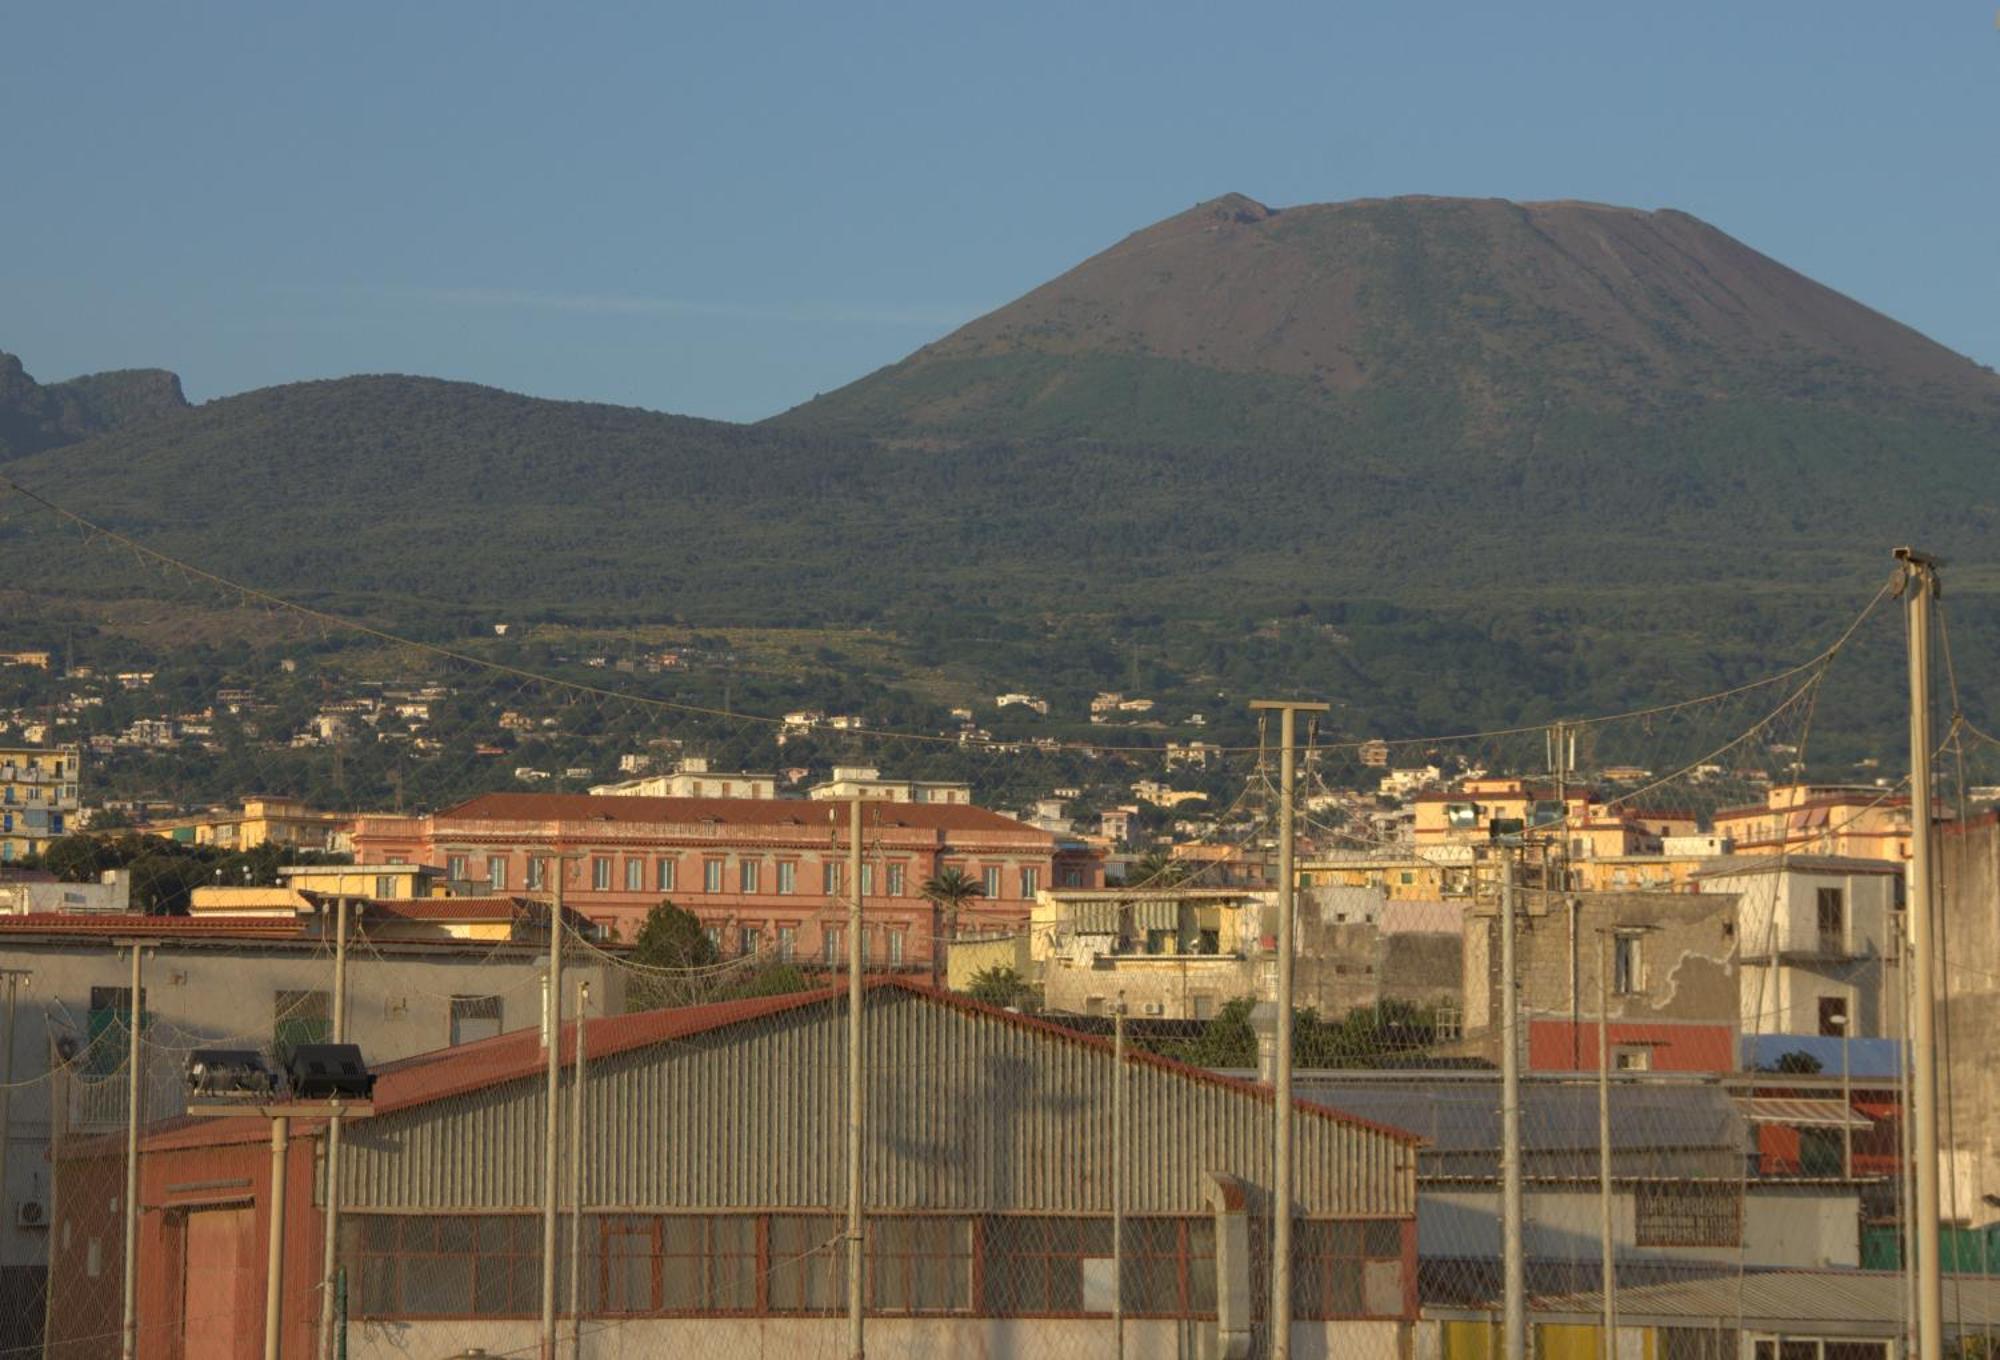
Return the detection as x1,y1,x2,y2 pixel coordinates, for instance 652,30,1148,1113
129,980,1421,1218
1508,1270,2000,1333
1292,1077,1746,1180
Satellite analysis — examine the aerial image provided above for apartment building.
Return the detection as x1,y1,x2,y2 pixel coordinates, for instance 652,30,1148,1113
1711,784,1929,863
1692,856,1903,1040
0,744,79,861
146,795,346,852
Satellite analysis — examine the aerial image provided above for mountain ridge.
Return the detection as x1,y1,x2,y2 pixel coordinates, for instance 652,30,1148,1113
1,192,1995,737
774,193,2000,443
0,352,188,458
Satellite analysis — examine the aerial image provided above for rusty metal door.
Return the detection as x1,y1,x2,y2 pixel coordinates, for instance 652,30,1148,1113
179,1207,258,1360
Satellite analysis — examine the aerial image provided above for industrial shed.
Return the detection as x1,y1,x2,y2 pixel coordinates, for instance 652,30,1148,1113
50,979,1421,1360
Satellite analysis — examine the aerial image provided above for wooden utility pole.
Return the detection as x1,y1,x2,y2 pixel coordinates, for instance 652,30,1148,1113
1248,697,1327,1360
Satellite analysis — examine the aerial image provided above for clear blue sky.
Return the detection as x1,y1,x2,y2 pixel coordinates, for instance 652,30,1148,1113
3,2,1994,422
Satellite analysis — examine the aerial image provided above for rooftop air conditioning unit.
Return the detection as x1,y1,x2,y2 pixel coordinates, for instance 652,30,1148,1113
1141,1002,1165,1016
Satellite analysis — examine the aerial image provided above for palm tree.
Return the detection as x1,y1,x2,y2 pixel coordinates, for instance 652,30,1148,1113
1129,847,1192,889
920,867,986,985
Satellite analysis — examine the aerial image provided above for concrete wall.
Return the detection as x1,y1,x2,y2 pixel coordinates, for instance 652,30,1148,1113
346,1316,1404,1360
1938,817,2000,1221
1700,864,1900,1039
1463,891,1739,1063
1042,954,1257,1018
1296,920,1462,1020
1421,1183,1859,1269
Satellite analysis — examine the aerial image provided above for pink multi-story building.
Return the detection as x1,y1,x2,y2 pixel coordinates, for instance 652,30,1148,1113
348,792,1104,956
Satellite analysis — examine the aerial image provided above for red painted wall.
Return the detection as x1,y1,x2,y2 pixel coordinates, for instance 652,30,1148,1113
52,1129,332,1360
1527,1018,1738,1073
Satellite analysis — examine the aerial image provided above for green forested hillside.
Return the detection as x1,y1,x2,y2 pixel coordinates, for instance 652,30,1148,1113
1,195,1996,749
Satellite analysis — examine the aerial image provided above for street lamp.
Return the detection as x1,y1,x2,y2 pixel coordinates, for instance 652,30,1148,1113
185,1049,376,1360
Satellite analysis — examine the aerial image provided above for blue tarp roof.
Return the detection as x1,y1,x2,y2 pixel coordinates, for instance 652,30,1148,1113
1741,1034,1904,1078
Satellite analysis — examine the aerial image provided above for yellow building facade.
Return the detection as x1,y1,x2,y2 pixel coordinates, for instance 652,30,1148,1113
0,744,80,862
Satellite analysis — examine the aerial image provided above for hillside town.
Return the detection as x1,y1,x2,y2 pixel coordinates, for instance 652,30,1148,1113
5,708,1999,1357
8,6,1997,1356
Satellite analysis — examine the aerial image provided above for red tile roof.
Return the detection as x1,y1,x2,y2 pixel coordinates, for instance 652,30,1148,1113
126,978,1420,1153
431,792,1049,838
0,913,304,939
358,895,558,923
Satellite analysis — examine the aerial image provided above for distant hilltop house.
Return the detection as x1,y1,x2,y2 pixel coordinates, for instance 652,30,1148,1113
995,692,1049,715
808,765,971,805
1097,806,1138,846
0,650,51,669
1378,765,1442,800
1598,764,1654,783
1132,779,1207,809
1165,740,1221,770
592,756,778,800
1358,738,1391,768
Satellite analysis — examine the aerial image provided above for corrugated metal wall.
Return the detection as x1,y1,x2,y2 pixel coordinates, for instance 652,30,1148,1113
338,990,1415,1216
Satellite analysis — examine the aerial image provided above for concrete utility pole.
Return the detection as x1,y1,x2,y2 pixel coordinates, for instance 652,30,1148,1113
1248,697,1327,1360
540,859,569,1360
0,969,28,1258
318,897,352,1360
1597,929,1617,1360
847,796,866,1359
1552,719,1581,1069
1897,545,1943,1360
1112,992,1127,1360
118,941,145,1360
1499,852,1524,1360
265,1113,290,1360
568,978,590,1360
1831,1005,1854,1180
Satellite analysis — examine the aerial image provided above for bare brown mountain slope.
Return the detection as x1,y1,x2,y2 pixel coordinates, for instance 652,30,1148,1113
776,193,2000,440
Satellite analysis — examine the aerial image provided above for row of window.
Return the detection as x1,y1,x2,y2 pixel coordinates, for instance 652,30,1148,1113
340,1212,1405,1320
444,853,1043,900
0,782,73,804
705,923,908,965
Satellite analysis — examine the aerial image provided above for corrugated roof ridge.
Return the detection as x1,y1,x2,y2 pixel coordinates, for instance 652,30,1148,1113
141,978,1422,1149
888,978,1427,1145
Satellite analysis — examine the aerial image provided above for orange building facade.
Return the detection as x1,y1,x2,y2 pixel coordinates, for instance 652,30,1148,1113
348,792,1103,956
